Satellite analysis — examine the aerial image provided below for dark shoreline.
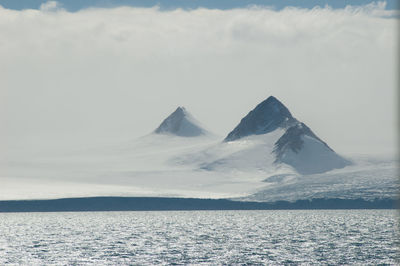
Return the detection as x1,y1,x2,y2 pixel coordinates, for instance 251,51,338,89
0,197,398,212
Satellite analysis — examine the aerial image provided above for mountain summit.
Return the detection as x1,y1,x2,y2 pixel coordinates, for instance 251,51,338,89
225,96,296,141
154,107,208,137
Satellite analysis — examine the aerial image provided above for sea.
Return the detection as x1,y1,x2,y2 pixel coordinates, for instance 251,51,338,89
0,210,398,265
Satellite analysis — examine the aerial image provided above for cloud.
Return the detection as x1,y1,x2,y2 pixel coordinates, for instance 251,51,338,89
0,3,397,156
39,1,63,12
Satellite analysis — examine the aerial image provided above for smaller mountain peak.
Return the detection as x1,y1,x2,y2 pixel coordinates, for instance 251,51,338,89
224,96,296,141
274,122,331,156
273,122,351,174
154,107,208,137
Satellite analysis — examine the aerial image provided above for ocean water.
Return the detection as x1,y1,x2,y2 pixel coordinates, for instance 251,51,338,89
0,210,398,265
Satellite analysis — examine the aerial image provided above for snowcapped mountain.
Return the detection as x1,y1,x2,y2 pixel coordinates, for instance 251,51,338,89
154,107,209,137
223,96,351,174
0,100,396,203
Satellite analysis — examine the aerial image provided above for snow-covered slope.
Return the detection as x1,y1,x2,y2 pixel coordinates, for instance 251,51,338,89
154,107,209,137
172,129,285,174
0,133,270,200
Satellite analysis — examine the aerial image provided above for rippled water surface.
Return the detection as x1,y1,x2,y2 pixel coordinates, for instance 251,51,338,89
0,210,399,265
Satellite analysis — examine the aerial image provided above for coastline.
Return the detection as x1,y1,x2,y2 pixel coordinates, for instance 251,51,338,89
0,196,397,213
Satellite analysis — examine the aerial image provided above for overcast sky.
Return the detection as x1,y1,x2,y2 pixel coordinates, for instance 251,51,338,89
0,1,398,156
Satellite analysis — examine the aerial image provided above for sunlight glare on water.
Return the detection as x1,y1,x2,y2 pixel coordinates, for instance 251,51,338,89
0,210,398,265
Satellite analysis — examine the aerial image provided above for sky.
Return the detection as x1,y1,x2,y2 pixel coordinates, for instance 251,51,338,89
0,1,398,157
1,0,399,11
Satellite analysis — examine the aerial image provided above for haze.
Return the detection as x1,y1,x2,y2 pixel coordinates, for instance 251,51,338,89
0,2,397,157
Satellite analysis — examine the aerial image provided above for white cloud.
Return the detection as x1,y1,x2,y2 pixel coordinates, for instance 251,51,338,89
0,3,397,156
39,1,63,12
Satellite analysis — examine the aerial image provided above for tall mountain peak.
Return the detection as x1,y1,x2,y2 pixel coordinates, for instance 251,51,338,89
154,106,208,137
224,96,296,141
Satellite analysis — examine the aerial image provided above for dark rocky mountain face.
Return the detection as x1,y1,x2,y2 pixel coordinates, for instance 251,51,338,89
154,107,207,137
224,96,297,142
